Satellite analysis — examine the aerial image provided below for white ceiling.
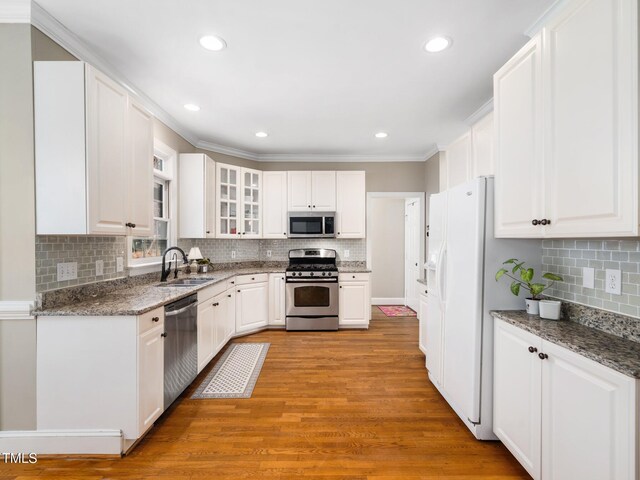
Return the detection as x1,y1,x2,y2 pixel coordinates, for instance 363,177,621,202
35,0,556,161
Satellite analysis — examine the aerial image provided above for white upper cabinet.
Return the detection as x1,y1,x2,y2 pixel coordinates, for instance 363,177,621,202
262,171,288,238
336,171,366,238
494,35,545,238
216,163,261,238
494,0,638,238
34,61,154,236
179,154,216,239
287,171,336,212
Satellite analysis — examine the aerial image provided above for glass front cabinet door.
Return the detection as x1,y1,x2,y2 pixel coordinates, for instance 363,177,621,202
216,163,262,238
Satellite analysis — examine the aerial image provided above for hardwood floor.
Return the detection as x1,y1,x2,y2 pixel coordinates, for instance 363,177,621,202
1,308,529,479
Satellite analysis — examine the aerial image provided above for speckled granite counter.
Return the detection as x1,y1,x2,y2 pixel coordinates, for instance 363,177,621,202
35,262,371,317
491,310,640,379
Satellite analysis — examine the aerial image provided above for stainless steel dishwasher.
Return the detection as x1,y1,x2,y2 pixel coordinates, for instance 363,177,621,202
163,294,198,409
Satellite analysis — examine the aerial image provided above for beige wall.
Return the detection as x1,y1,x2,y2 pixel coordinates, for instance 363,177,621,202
0,24,37,430
31,26,77,61
370,198,406,299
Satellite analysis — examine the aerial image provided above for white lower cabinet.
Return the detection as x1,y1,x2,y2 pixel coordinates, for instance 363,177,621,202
224,287,236,340
338,273,370,328
494,319,637,480
236,275,269,333
138,322,164,434
269,273,286,326
197,299,216,373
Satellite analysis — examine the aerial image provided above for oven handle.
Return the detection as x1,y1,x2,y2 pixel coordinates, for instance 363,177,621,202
285,278,338,283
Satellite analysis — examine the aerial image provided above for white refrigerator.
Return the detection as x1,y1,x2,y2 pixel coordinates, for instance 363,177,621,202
425,176,540,440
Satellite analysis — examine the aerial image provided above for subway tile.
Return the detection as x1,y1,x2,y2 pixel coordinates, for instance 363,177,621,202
605,241,620,250
611,251,629,261
589,241,603,250
620,241,639,251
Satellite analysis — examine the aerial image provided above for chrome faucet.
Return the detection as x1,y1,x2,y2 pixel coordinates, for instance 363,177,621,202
160,247,188,282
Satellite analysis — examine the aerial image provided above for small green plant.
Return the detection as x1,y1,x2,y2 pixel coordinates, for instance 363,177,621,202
495,259,563,299
197,257,212,266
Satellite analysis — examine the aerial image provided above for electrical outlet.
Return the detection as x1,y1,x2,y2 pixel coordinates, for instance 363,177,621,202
266,250,272,257
95,260,104,276
231,250,236,259
57,262,77,281
582,267,595,289
344,250,350,258
605,268,621,295
116,257,124,273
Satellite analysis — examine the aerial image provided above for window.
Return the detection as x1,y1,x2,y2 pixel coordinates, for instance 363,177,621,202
128,143,177,268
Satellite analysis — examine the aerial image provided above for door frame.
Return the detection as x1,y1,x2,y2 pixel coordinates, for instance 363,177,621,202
366,192,426,306
404,197,421,312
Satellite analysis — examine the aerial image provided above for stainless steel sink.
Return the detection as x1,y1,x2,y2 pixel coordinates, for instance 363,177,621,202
156,278,215,287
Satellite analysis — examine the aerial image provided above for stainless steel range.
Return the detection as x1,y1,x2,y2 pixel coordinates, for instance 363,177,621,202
285,249,339,331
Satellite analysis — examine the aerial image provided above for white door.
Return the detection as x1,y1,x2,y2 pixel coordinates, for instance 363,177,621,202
338,282,369,326
86,64,128,235
241,168,262,238
493,319,542,480
268,274,286,326
236,282,269,333
493,34,545,238
311,171,336,210
335,171,366,238
263,171,288,238
471,112,494,178
441,178,484,424
197,301,215,373
287,171,312,211
404,199,420,312
204,157,216,238
127,98,153,237
138,325,164,434
445,132,472,188
543,0,637,237
216,163,241,238
541,339,636,480
425,292,443,386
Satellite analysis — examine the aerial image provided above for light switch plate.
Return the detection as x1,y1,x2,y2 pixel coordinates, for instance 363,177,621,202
266,250,272,257
231,250,236,259
605,269,621,295
95,260,104,276
57,262,77,281
116,257,124,273
582,267,595,289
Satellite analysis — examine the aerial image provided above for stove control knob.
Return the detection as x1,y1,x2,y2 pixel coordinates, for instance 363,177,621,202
310,272,314,276
298,272,302,276
322,272,326,276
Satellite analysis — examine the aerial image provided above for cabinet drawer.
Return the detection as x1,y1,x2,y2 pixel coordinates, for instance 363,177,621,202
138,307,164,335
226,277,236,290
235,273,268,285
339,273,370,282
198,281,227,304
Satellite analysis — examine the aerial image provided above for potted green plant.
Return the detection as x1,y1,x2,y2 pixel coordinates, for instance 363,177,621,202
197,257,213,274
495,259,563,315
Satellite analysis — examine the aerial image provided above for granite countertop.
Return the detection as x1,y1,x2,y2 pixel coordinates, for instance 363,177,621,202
36,264,371,317
491,310,640,379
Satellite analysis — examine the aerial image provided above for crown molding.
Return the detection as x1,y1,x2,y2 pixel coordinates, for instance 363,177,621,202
465,98,493,125
0,0,30,23
30,1,199,147
196,140,260,161
524,0,570,38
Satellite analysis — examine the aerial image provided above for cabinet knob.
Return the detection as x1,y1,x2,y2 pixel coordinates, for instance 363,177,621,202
338,232,341,235
152,316,159,322
538,352,548,360
161,332,167,338
532,219,539,226
125,222,136,228
540,219,550,226
242,232,246,235
352,275,355,279
251,277,255,280
313,205,316,208
283,232,287,236
528,346,537,353
231,281,235,284
425,290,428,294
206,230,210,234
339,286,342,289
228,294,231,298
237,290,240,293
308,205,311,208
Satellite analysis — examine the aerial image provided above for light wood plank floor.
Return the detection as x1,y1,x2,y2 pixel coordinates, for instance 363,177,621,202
1,308,529,479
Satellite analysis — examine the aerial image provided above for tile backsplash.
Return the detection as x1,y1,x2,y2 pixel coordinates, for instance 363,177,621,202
543,239,640,318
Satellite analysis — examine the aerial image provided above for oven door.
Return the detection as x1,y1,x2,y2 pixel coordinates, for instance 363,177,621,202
286,280,338,317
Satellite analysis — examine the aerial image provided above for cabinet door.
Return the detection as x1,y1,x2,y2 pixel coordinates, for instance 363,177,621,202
336,171,366,238
217,163,241,238
268,274,286,325
471,112,494,178
263,172,288,239
543,0,637,237
288,171,312,211
225,288,236,340
445,132,472,188
205,156,216,238
138,324,164,435
127,99,153,237
236,282,269,333
197,301,215,373
241,168,262,238
418,290,428,355
86,64,128,235
541,340,636,480
212,292,227,356
425,293,443,387
311,171,336,210
493,319,542,480
338,281,370,327
494,35,545,238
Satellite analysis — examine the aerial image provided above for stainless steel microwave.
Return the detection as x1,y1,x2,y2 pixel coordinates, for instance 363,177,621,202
288,212,336,238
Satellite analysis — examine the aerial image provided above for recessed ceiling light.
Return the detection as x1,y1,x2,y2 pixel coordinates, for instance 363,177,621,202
424,36,452,53
199,35,227,51
375,132,388,138
255,132,268,138
184,103,200,111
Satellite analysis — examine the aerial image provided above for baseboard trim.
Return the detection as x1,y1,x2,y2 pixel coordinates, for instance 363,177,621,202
0,429,122,455
371,297,405,306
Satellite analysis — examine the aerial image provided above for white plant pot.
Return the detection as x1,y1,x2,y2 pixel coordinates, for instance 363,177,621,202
539,300,562,320
525,298,540,315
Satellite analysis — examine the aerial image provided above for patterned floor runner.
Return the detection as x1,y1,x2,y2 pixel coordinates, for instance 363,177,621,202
191,343,270,399
377,305,417,317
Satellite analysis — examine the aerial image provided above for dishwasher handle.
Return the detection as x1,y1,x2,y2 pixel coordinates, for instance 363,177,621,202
165,304,196,317
165,294,198,317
